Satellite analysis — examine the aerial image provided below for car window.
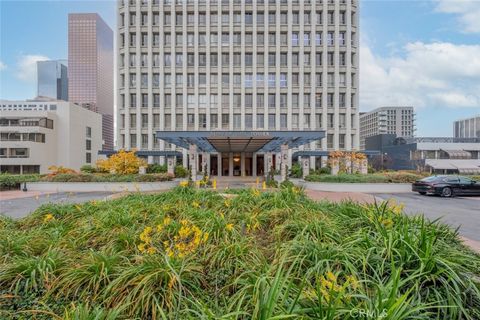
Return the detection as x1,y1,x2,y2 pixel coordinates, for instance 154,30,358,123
421,176,441,182
443,177,459,183
458,177,472,184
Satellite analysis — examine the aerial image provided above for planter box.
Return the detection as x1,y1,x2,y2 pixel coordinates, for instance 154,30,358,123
298,181,411,193
26,181,177,193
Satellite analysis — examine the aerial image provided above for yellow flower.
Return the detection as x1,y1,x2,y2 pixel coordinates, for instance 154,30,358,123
43,213,55,223
326,271,337,283
137,243,146,252
168,276,176,289
224,200,231,207
179,180,189,187
192,201,200,208
251,188,260,197
146,247,156,255
226,223,234,231
156,224,163,232
345,275,359,290
163,216,172,225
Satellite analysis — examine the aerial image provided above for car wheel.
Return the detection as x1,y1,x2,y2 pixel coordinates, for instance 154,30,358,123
419,192,426,195
441,187,453,198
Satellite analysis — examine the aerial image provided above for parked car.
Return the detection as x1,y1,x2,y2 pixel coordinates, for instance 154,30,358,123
412,175,480,197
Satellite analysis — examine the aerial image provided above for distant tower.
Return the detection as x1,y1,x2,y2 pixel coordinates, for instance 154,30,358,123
68,13,114,150
37,60,68,100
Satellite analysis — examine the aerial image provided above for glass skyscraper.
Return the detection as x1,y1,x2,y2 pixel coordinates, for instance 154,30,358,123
68,13,114,150
37,60,68,101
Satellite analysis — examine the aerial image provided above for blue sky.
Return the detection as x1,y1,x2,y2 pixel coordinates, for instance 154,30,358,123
1,0,479,136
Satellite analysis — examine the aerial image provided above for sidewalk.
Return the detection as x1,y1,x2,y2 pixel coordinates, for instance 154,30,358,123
0,190,53,201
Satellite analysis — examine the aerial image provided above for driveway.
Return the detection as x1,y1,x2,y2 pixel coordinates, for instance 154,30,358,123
374,193,480,242
0,192,114,219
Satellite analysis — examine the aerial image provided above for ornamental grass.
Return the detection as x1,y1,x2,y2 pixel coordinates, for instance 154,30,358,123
0,186,479,319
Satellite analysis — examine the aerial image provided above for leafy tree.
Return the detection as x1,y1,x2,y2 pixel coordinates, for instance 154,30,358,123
96,149,147,175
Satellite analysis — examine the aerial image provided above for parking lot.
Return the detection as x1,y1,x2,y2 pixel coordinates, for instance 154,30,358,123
374,193,480,242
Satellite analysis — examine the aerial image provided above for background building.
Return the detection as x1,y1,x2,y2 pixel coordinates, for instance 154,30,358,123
37,60,69,101
68,13,114,150
366,134,480,174
360,106,415,150
454,115,480,139
117,0,360,176
0,98,102,174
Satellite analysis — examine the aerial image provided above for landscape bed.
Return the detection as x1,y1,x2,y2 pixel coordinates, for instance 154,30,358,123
0,187,479,319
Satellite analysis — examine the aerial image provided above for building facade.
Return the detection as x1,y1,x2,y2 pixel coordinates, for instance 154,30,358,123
68,13,114,150
454,115,480,139
366,134,480,174
360,106,415,150
37,60,69,101
0,99,102,174
117,0,359,176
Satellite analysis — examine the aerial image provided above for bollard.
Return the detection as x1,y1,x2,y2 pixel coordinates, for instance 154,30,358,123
262,181,266,190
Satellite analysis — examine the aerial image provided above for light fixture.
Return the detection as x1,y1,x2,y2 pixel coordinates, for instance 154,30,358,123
234,157,240,162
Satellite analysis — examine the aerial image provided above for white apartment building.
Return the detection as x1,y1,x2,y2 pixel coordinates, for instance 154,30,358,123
454,115,480,139
360,106,415,150
117,0,359,177
0,99,102,174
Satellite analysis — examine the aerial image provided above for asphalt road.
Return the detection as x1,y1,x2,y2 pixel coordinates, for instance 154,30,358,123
374,193,480,242
0,192,114,219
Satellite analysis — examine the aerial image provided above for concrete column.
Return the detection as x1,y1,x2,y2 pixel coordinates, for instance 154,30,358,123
205,153,210,176
240,152,246,177
202,152,208,174
217,153,222,177
167,156,175,175
229,152,233,177
321,156,328,168
302,157,310,179
265,153,273,177
253,153,257,177
280,144,288,182
189,145,197,181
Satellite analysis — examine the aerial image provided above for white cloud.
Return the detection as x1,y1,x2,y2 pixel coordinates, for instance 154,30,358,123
0,61,6,71
15,54,49,82
436,0,480,33
360,41,480,111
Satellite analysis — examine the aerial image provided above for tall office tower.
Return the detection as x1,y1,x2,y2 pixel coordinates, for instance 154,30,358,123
68,13,114,150
117,0,359,176
360,106,415,150
454,115,480,138
37,60,69,101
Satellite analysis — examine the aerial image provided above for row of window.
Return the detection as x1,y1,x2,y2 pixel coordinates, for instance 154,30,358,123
122,0,354,6
0,132,46,143
121,10,354,27
120,31,355,47
121,51,355,68
121,72,354,88
120,92,356,108
122,112,353,129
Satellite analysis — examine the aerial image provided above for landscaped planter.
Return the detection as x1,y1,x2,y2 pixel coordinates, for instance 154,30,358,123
26,181,177,192
298,181,411,193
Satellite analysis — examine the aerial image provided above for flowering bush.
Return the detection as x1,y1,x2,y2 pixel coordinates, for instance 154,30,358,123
96,149,147,174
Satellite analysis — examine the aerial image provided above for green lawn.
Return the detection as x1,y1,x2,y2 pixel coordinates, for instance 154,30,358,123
1,187,479,319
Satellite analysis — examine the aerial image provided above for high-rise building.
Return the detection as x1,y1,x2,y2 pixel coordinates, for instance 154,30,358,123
68,13,114,150
117,0,359,177
37,60,68,101
454,115,480,139
360,106,415,150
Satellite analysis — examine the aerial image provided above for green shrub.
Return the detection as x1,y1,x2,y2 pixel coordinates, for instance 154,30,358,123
310,166,331,175
305,171,426,183
0,174,41,190
146,163,167,174
174,165,189,178
289,163,302,178
79,165,96,174
0,188,479,319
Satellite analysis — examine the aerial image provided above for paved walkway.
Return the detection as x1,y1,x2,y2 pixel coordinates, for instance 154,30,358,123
0,192,114,219
305,189,376,204
0,190,53,201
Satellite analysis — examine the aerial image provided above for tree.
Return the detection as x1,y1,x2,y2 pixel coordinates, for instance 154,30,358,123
96,149,147,174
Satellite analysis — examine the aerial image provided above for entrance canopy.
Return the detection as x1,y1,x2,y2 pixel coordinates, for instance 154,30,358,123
156,130,325,153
